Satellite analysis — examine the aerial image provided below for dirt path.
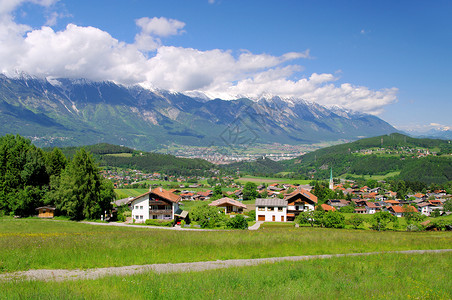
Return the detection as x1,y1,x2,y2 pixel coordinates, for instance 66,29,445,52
1,249,450,282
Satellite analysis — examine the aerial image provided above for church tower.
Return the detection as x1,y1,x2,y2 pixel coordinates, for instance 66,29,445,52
329,167,334,190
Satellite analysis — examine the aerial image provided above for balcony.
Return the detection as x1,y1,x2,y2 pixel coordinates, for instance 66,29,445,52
149,209,172,215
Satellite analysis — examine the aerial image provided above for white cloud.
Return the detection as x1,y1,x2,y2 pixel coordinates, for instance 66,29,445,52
134,17,185,51
0,2,398,115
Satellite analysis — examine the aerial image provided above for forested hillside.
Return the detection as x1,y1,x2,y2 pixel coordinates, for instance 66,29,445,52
281,133,452,184
54,143,217,177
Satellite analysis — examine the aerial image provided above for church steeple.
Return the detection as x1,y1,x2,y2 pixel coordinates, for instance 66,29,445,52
329,167,334,190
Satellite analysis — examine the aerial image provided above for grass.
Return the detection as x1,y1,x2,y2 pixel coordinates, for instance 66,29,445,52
1,253,451,299
0,218,451,273
104,153,133,157
237,176,311,185
114,189,148,199
343,171,401,181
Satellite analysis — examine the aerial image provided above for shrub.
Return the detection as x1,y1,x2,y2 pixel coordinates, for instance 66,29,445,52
246,210,256,220
145,219,174,227
322,211,345,228
340,205,355,213
226,214,248,229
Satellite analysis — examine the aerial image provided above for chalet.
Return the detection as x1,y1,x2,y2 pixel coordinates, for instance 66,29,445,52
255,198,287,222
365,201,379,214
388,205,417,217
35,206,55,218
284,189,318,221
209,197,247,214
418,202,434,216
128,187,181,223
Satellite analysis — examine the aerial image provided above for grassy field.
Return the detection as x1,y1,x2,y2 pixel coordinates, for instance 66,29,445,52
238,176,311,185
1,253,450,299
114,189,149,199
343,171,401,181
0,218,451,273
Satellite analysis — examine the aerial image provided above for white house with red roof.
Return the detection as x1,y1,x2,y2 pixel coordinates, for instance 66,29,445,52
127,187,181,223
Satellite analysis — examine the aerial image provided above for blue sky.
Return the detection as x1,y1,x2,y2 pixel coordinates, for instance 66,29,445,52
2,0,451,132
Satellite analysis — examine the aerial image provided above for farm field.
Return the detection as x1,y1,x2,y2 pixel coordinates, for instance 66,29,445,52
0,218,451,273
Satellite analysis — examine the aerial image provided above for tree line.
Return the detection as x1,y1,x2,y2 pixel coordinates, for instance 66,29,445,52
0,135,114,220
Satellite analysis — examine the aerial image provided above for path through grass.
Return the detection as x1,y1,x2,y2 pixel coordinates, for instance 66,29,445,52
1,218,451,273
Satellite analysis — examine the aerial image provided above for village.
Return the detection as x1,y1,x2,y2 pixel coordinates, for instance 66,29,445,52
95,168,452,230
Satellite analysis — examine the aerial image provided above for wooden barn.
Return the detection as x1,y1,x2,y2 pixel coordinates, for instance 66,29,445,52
35,206,56,218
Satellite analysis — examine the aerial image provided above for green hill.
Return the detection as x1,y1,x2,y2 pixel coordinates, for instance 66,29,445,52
50,143,217,177
281,133,452,184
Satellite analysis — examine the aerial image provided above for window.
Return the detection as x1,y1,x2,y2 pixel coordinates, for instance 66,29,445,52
165,205,171,211
258,207,265,211
152,215,158,219
139,206,143,209
140,215,143,219
278,207,283,212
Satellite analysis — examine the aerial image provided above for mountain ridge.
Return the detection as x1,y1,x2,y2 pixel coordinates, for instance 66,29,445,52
0,74,399,150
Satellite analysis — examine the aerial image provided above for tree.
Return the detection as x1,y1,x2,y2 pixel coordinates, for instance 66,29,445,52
370,211,397,231
322,211,345,228
210,185,223,200
0,135,49,216
295,211,315,227
54,149,113,220
45,148,67,178
242,182,258,200
340,205,355,213
404,207,425,225
190,202,226,228
443,199,452,212
349,214,365,229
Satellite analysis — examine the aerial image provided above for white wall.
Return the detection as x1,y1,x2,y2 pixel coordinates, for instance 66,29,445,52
131,196,149,223
255,206,287,222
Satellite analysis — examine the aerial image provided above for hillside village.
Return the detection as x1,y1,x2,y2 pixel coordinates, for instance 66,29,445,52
113,172,451,229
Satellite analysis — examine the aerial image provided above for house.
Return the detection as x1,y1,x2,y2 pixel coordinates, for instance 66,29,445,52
35,206,55,218
320,203,336,212
284,189,318,221
365,201,379,214
327,199,349,209
209,197,247,214
255,198,287,222
418,202,433,216
127,187,181,223
388,205,417,217
354,207,366,214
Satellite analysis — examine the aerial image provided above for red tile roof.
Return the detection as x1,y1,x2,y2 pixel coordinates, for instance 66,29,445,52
320,204,336,212
285,188,318,203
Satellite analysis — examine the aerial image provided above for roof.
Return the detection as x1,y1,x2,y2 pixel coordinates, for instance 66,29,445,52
127,187,181,205
255,198,287,207
320,204,336,211
35,206,55,211
366,202,378,208
209,197,247,209
174,209,189,218
152,187,181,203
284,188,318,203
389,205,417,213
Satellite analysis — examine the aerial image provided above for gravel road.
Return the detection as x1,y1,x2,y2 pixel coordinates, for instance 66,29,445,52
1,249,450,282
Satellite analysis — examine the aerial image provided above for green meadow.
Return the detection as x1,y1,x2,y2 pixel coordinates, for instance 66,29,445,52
1,253,450,299
0,218,451,273
237,176,311,185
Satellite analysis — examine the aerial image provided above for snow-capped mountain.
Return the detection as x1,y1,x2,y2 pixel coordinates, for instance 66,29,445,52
0,74,399,150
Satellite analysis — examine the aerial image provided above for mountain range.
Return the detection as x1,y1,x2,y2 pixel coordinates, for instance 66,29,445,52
0,74,398,150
